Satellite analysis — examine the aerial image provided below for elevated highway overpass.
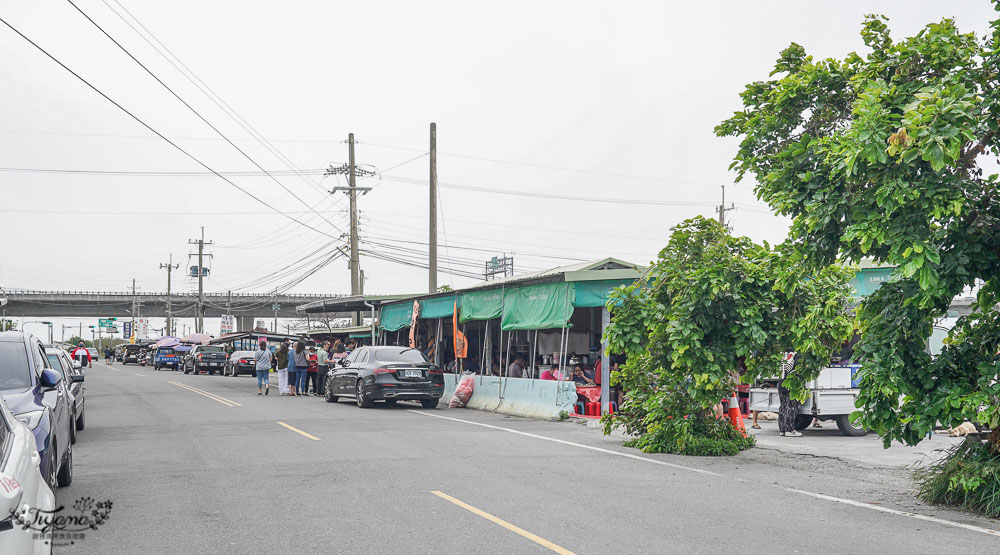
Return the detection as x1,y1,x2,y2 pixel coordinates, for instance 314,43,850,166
0,290,349,320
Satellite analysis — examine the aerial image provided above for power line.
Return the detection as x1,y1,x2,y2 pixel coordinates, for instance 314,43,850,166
0,15,341,241
64,0,344,235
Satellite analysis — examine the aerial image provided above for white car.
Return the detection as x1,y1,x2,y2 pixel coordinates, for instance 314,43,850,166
0,394,55,554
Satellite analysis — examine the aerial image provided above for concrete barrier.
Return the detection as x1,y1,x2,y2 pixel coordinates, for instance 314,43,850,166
443,374,577,420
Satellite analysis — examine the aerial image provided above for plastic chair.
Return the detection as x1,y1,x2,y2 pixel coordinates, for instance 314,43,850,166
574,402,586,415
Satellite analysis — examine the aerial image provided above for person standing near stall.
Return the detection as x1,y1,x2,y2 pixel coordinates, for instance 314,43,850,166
778,353,802,437
292,341,308,396
316,341,330,397
275,341,290,396
254,340,270,396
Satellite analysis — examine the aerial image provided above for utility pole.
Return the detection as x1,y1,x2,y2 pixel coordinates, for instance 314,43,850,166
130,278,137,336
160,255,179,336
429,122,438,294
188,227,213,333
326,134,374,325
716,185,735,227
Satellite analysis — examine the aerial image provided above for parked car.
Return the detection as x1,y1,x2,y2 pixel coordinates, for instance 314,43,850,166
0,332,76,489
44,347,86,434
153,347,181,371
86,347,98,361
183,345,227,375
0,391,57,555
325,346,444,408
121,344,141,365
224,350,256,377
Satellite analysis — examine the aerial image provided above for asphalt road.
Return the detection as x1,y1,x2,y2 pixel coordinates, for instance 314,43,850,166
55,362,1000,554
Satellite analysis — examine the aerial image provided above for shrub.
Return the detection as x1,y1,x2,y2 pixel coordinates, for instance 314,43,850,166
915,438,1000,517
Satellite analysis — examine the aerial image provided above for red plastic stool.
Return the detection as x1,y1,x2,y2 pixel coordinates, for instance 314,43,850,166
586,402,600,416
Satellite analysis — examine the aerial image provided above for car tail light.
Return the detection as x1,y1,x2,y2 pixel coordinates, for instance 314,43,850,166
197,353,203,360
427,368,443,375
373,367,395,375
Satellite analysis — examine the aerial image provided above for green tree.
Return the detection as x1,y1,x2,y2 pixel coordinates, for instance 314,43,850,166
603,217,853,455
66,336,93,348
0,320,15,332
717,5,1000,515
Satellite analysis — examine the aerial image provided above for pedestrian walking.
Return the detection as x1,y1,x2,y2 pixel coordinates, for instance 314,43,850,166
276,341,290,396
292,341,308,396
778,353,802,437
316,341,330,397
104,347,112,365
254,340,271,396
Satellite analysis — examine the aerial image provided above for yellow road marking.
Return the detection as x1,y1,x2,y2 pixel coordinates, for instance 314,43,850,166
276,421,320,441
168,381,242,407
430,491,575,554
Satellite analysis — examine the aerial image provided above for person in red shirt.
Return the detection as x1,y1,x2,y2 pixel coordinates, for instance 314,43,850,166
305,346,319,395
71,341,92,368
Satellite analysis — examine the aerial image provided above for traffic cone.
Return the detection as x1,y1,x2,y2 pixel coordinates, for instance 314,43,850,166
728,392,747,437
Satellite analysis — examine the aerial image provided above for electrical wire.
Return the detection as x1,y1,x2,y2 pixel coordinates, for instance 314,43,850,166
65,0,344,235
0,16,342,241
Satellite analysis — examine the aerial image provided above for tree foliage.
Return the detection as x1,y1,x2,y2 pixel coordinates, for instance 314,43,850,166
65,336,93,348
603,217,853,455
716,6,1000,448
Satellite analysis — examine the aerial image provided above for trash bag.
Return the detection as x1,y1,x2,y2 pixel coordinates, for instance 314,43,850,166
449,374,475,408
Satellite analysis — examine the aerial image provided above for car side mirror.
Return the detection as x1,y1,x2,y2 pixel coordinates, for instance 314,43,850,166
72,374,85,383
73,360,82,370
40,368,62,390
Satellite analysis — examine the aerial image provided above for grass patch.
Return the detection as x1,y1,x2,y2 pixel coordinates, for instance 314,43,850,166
915,438,1000,517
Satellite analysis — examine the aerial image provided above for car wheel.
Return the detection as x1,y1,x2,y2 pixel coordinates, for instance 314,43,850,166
420,398,439,409
69,414,77,445
325,385,338,403
57,442,73,488
76,404,85,431
794,415,812,431
46,445,57,489
356,380,374,408
384,399,397,405
835,414,867,437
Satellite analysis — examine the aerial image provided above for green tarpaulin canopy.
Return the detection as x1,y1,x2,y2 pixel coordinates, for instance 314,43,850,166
459,289,504,323
501,282,575,331
573,279,635,308
418,295,460,319
380,302,413,331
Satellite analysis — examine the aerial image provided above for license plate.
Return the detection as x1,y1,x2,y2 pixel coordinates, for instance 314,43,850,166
210,363,219,366
404,369,421,378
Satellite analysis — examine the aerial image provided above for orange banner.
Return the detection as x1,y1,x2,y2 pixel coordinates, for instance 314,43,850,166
453,301,467,359
408,301,420,348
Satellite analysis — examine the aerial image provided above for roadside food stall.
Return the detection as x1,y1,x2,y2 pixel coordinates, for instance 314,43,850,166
374,258,643,417
302,325,377,347
210,330,304,352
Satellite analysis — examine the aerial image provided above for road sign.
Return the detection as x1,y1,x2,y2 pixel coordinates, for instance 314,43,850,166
123,321,133,339
220,314,235,335
99,318,115,327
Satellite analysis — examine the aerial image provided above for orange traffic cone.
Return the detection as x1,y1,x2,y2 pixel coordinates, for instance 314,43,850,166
728,392,747,437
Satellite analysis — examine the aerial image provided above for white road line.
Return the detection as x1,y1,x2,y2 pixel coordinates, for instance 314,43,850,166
410,410,1000,539
407,410,722,476
168,381,241,407
784,488,1000,537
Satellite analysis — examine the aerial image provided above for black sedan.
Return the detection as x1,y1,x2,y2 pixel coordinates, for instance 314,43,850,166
325,346,444,408
224,350,256,377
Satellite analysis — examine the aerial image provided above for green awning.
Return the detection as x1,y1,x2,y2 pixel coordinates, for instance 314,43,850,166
501,283,575,331
459,289,504,323
380,302,413,331
349,331,372,338
419,295,460,319
573,279,635,308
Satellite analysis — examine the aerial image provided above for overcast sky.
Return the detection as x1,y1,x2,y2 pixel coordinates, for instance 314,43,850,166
2,0,997,314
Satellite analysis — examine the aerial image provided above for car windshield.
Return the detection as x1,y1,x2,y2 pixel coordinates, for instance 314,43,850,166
200,346,223,353
233,351,254,358
157,349,174,355
47,354,69,379
374,348,429,363
0,342,32,389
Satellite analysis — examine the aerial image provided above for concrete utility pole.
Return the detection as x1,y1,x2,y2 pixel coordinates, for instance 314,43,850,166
130,278,136,334
717,185,735,227
188,227,213,333
160,255,179,336
429,122,438,294
325,134,374,326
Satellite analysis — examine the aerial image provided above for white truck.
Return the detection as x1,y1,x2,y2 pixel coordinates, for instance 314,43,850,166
749,363,867,436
